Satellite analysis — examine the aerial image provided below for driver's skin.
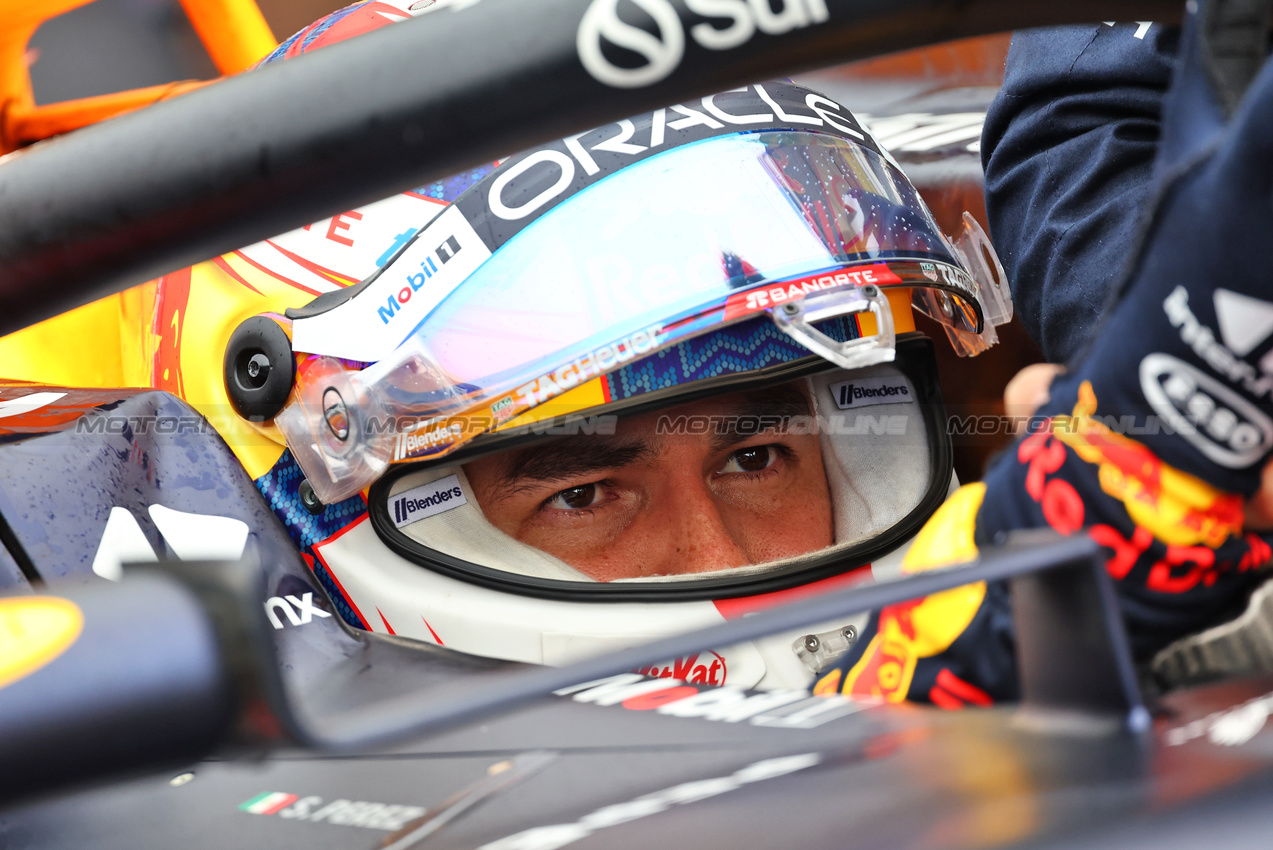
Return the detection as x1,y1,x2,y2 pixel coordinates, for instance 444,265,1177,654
464,383,833,581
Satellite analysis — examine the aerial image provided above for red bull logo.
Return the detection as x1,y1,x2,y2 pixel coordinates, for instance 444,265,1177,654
1051,381,1243,549
842,600,922,702
837,484,989,703
841,585,987,703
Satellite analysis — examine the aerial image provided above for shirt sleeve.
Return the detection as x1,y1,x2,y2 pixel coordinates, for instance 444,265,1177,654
825,12,1273,706
981,23,1178,363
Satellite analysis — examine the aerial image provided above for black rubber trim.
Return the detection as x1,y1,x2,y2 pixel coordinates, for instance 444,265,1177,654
0,0,1183,336
0,508,43,587
367,334,950,602
285,256,395,320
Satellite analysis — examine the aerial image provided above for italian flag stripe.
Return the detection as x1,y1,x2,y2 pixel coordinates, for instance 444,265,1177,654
240,792,298,815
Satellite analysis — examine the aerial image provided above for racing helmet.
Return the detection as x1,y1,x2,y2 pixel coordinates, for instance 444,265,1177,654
252,81,1011,689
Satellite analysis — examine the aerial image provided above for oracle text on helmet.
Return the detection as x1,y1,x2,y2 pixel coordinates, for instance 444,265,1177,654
487,83,863,222
578,0,830,89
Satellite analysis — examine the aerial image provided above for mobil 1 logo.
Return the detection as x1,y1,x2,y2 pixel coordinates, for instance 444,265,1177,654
829,375,913,410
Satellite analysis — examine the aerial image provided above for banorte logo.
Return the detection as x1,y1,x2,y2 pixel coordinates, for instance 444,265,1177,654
634,651,727,686
577,0,829,89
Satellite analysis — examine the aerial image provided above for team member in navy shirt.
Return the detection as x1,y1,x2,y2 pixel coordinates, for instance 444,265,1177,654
820,7,1273,705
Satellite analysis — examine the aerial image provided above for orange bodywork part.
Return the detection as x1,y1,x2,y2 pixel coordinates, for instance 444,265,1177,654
0,0,276,153
7,80,215,144
0,0,282,475
177,0,277,75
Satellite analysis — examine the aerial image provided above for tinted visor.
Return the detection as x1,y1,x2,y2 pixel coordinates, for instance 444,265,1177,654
409,130,977,394
279,131,984,503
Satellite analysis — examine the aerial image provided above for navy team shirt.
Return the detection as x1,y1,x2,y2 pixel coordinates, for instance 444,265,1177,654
820,9,1273,706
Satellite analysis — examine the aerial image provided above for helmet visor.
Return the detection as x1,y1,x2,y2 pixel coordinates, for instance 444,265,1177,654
279,131,986,502
412,130,977,393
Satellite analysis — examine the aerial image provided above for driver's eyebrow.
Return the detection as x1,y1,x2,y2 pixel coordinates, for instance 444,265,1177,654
708,387,813,453
492,436,659,497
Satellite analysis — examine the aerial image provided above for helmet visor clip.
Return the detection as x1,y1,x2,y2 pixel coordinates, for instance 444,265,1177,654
771,282,896,370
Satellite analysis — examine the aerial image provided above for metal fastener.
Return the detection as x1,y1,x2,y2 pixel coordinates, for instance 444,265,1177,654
299,479,326,515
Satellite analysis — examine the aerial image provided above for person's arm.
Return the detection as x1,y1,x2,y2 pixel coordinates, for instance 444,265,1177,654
821,9,1273,705
982,23,1178,363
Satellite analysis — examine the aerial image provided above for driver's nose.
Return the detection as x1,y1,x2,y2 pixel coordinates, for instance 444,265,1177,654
651,467,749,575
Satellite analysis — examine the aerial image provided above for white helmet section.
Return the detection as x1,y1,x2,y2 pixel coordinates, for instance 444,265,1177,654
238,192,447,296
808,365,931,546
311,514,907,691
310,362,936,690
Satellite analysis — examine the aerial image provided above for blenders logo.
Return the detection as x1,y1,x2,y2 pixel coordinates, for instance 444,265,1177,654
1140,353,1273,469
399,420,463,457
390,474,468,528
829,376,913,410
377,235,463,325
577,0,830,89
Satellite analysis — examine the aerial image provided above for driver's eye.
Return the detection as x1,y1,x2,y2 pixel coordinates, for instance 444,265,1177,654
721,445,776,474
547,483,602,511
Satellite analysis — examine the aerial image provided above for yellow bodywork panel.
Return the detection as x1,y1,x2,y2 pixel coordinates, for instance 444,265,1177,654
0,0,282,474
